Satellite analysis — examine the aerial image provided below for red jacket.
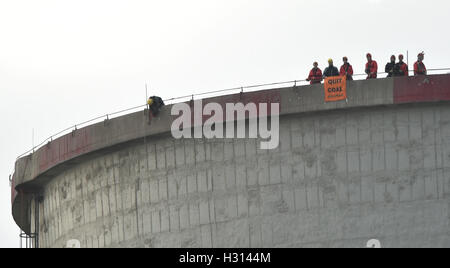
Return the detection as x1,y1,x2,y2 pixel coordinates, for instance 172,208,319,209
397,62,409,76
365,60,378,79
340,63,354,80
307,68,323,84
414,61,427,75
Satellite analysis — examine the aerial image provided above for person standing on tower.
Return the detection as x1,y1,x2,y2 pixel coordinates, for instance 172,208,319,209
323,59,340,78
395,54,409,77
365,53,378,79
385,55,398,78
306,62,323,84
414,52,427,76
340,57,354,80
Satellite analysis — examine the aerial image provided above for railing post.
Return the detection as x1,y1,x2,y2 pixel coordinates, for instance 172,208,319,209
190,94,194,106
72,125,77,137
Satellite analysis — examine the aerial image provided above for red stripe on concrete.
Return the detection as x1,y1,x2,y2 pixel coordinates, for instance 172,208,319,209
394,74,450,104
38,127,91,174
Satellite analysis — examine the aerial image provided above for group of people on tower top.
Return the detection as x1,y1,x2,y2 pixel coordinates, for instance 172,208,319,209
306,52,427,85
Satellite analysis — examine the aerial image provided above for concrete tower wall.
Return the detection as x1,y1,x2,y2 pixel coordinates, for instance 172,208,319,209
39,104,450,248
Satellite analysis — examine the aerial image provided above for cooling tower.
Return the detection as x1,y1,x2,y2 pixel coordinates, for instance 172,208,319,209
11,74,450,248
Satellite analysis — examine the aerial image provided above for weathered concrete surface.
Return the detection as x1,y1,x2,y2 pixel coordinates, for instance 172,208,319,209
11,74,450,248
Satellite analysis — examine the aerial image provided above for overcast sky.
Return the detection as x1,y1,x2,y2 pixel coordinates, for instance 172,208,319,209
1,0,449,248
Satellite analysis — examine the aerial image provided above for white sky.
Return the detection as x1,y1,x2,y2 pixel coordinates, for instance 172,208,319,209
1,0,449,248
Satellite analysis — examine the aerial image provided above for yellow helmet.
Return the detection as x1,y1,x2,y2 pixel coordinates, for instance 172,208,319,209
328,58,333,63
147,98,154,105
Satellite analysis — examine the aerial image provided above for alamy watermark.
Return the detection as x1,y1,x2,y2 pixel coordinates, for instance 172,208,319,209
170,100,280,150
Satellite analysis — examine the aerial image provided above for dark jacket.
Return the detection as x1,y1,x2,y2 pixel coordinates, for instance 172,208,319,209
385,62,399,77
323,66,340,78
149,96,165,116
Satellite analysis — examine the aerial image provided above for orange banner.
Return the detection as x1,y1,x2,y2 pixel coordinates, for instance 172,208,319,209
324,76,347,102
